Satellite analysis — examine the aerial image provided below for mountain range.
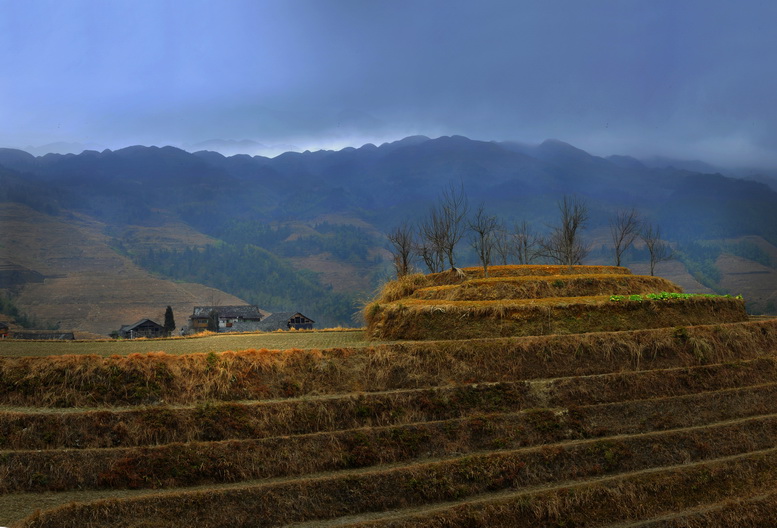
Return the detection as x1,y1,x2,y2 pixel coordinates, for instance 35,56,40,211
1,135,776,335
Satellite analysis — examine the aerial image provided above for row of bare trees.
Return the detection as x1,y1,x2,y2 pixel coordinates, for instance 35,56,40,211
388,185,672,278
609,207,673,275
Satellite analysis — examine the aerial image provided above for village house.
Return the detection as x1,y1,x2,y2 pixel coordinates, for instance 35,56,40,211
189,305,266,333
257,312,315,331
117,319,166,339
0,322,9,338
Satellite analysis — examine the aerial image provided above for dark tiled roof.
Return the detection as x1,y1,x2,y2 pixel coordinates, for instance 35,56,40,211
190,305,264,319
119,319,163,333
257,312,295,331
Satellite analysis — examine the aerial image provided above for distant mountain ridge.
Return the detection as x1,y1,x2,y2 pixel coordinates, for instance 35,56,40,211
1,134,776,334
2,134,776,241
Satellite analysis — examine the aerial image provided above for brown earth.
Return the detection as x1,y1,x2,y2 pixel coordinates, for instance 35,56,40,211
289,252,376,293
628,259,716,294
0,203,246,336
716,252,777,313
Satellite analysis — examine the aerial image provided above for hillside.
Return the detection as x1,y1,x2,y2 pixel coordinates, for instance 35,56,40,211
1,266,775,526
0,203,245,336
1,135,776,336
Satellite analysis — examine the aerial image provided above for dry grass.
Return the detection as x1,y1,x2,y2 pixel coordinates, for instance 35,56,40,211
15,424,777,527
412,274,681,301
0,320,775,408
367,295,748,340
373,265,632,304
3,263,776,527
365,266,745,341
0,329,372,358
629,491,777,527
3,358,777,451
450,264,633,279
4,379,777,495
337,449,777,527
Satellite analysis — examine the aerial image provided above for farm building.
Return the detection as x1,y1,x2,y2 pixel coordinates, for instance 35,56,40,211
0,322,8,338
189,305,266,333
117,319,166,339
258,312,315,331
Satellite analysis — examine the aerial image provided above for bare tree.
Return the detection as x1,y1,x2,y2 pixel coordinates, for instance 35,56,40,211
609,208,641,266
514,220,540,264
417,241,445,273
492,226,513,265
469,203,500,277
439,182,469,269
207,309,220,333
539,195,590,265
417,209,446,273
387,221,416,277
417,182,469,272
641,221,673,276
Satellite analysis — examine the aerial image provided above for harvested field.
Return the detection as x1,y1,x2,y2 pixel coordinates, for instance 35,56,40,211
2,265,776,526
0,329,371,358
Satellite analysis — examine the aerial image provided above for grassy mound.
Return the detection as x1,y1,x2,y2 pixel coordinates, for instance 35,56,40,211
374,265,632,303
368,295,747,340
366,265,747,340
411,273,680,301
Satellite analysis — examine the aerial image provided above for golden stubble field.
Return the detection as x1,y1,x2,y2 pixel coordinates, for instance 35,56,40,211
0,329,373,357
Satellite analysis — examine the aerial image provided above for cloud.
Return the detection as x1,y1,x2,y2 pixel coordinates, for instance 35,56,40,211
2,0,777,166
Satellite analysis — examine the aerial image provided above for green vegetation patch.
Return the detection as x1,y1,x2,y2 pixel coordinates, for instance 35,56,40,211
610,292,744,302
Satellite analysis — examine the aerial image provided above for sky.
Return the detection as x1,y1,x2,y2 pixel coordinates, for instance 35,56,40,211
1,0,777,166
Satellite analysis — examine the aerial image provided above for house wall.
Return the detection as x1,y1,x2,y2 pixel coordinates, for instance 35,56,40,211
190,318,262,333
289,315,314,330
190,318,209,331
220,321,263,333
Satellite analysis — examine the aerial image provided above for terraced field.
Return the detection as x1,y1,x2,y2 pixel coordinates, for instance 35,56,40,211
2,265,776,527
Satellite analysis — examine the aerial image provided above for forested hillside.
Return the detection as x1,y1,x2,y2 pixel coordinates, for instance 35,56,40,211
1,135,776,334
136,243,357,328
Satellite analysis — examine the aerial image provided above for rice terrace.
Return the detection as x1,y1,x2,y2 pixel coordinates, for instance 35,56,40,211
2,265,777,527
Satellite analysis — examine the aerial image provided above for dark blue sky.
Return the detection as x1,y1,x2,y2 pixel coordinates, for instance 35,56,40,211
2,0,777,165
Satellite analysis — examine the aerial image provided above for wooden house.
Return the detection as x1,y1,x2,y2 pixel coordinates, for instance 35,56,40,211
189,305,265,333
257,312,315,331
118,319,166,339
0,322,8,339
